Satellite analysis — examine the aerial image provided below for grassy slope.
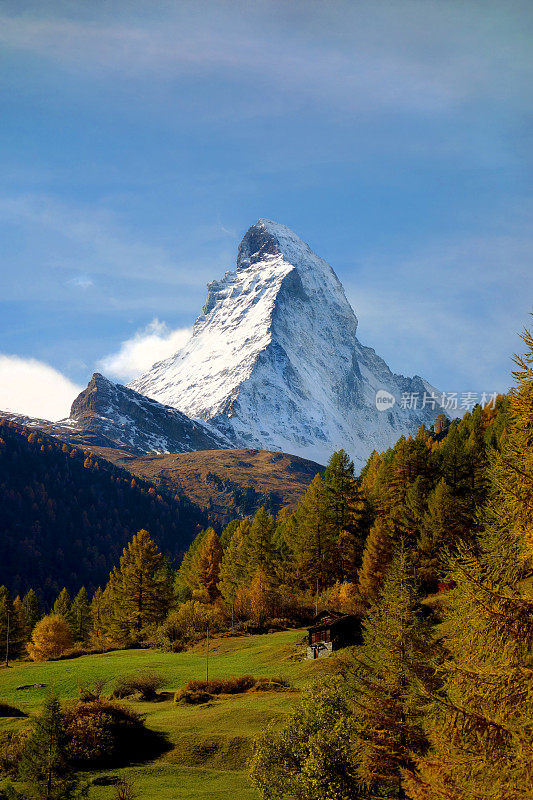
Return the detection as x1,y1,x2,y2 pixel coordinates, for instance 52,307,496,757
0,630,324,800
93,447,324,518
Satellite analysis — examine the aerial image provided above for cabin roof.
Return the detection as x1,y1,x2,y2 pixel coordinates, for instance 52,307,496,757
307,610,360,633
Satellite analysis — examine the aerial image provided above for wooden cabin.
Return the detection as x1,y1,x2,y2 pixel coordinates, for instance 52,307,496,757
307,610,362,659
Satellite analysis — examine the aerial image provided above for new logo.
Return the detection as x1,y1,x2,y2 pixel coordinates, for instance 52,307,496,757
375,389,396,411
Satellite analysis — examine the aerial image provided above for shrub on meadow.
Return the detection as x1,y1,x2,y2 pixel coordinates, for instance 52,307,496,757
62,699,147,766
111,672,165,701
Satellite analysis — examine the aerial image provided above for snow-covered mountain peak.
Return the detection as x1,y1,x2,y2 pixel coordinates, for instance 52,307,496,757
130,220,439,466
236,219,352,317
132,218,348,422
238,218,317,268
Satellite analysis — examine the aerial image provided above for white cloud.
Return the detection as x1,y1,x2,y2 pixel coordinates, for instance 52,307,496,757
98,319,192,382
0,355,82,421
66,275,93,290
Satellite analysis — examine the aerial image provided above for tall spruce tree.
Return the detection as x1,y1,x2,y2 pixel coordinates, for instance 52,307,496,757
70,587,91,644
174,527,210,603
217,519,253,603
102,529,172,643
271,509,298,586
417,478,470,591
248,506,277,571
324,450,366,582
89,587,105,646
52,588,72,631
353,545,433,798
293,474,337,589
21,588,42,639
0,585,13,663
195,528,224,601
357,516,394,604
10,594,25,659
219,517,242,549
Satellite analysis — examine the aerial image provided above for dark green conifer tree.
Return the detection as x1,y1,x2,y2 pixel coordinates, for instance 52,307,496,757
19,693,80,799
293,474,337,589
324,450,366,581
417,477,470,590
357,517,394,604
89,587,105,645
219,517,242,549
195,528,224,601
21,588,42,639
52,588,72,630
247,506,277,573
0,585,13,662
174,527,209,603
69,587,91,644
217,518,253,604
102,529,172,643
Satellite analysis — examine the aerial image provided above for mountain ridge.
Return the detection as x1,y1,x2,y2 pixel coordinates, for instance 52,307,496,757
1,372,229,455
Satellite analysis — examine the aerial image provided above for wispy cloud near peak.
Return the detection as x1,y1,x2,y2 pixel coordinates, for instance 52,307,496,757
97,318,192,382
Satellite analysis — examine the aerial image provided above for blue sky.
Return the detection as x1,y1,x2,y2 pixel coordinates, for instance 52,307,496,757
0,0,531,419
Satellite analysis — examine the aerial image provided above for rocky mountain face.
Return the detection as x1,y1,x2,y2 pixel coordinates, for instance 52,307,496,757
130,219,440,467
2,372,229,455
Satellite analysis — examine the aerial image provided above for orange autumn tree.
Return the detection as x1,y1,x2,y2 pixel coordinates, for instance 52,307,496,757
27,614,72,661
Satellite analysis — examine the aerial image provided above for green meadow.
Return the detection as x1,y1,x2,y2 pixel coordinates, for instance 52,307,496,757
0,630,323,799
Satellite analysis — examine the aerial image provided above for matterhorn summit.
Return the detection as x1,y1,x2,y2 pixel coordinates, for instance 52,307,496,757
130,219,439,466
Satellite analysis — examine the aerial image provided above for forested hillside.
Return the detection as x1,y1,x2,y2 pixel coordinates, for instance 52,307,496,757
84,446,324,525
248,333,533,800
171,398,510,626
0,419,206,604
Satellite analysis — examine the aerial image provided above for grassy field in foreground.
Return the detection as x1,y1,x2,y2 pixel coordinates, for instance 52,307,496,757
0,629,323,800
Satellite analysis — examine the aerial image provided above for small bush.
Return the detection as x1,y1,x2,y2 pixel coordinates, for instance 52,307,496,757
223,675,256,694
78,679,106,702
174,674,289,704
184,675,256,695
0,730,28,776
111,672,165,701
63,698,165,766
253,676,290,692
114,779,136,800
174,689,213,705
